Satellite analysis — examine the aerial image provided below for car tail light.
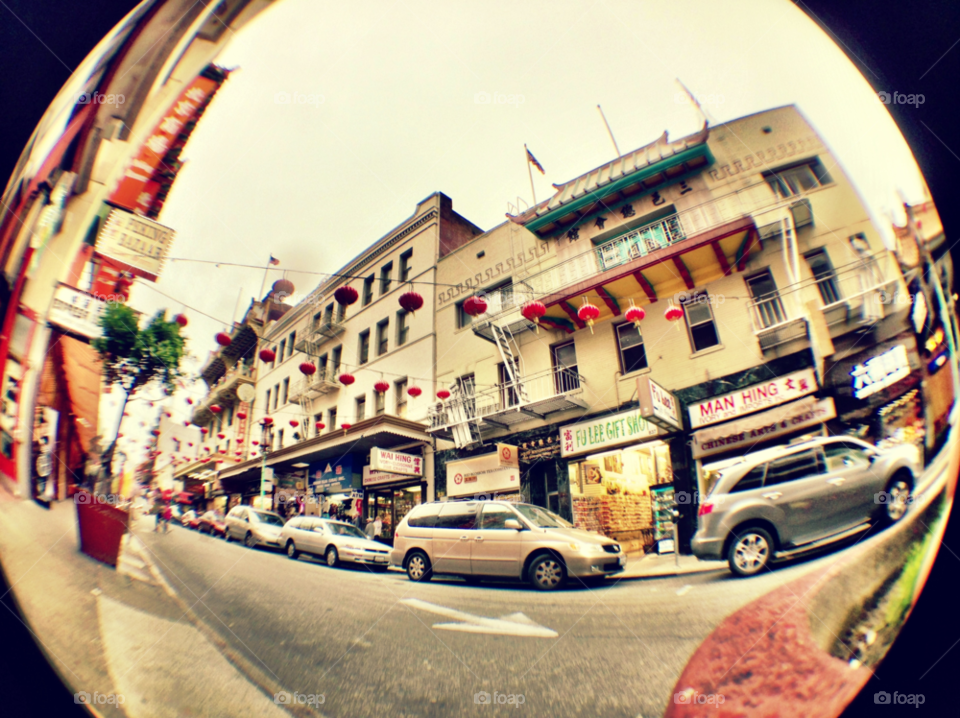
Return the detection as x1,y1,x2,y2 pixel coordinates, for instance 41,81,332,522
698,503,714,517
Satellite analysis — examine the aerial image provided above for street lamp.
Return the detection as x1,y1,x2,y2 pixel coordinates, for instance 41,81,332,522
258,418,274,509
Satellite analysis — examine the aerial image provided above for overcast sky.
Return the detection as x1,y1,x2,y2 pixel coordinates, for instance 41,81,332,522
107,0,931,462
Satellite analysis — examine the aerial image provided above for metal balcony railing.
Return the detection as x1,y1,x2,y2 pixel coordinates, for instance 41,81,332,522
428,366,585,432
289,369,341,402
295,320,345,356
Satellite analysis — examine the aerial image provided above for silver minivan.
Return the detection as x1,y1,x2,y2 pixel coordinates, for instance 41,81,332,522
390,500,626,590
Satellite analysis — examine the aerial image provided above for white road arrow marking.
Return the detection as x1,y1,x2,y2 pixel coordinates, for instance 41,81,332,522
400,598,558,638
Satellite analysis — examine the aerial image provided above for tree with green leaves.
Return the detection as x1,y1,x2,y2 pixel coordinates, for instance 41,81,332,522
92,303,186,492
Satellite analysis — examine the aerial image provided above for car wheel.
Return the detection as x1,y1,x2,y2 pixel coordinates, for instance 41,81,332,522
405,550,432,582
286,541,299,560
528,553,565,591
728,527,773,577
244,532,257,549
881,474,912,525
325,546,339,567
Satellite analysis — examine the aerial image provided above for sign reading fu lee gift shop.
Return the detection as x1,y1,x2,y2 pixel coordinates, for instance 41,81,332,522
560,408,659,457
688,368,818,429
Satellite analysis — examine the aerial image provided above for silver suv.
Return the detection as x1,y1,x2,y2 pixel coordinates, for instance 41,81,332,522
390,500,626,590
692,436,920,576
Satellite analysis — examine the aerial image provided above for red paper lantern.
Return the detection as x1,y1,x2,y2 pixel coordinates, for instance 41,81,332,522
665,304,684,323
188,443,193,447
374,380,390,394
334,285,359,307
183,421,190,427
217,433,225,439
200,427,208,434
151,429,160,436
262,417,274,425
165,412,172,418
235,451,242,456
399,291,424,314
236,411,247,420
299,361,317,376
117,433,124,438
315,422,325,431
463,295,487,317
625,305,646,329
437,389,451,400
210,405,222,414
186,398,193,405
259,347,276,363
252,440,259,446
215,332,232,347
341,423,352,433
220,449,226,454
578,301,600,334
174,314,188,327
339,373,355,386
522,301,547,333
407,386,422,398
289,420,299,428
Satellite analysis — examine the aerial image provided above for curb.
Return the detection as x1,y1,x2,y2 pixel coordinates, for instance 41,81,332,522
132,527,329,718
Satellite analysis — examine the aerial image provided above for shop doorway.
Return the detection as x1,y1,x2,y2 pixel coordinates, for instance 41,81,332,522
364,484,423,545
526,463,560,514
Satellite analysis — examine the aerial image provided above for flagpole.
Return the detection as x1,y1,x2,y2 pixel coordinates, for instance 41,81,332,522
259,257,271,299
676,78,708,126
597,105,621,157
524,144,537,206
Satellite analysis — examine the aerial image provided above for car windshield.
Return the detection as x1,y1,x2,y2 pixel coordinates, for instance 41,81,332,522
251,511,284,526
326,522,367,539
513,504,572,528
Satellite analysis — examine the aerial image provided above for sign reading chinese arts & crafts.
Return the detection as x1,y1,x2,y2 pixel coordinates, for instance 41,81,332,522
310,455,356,493
637,376,681,430
447,467,520,498
48,284,107,339
691,397,836,459
370,448,422,477
559,408,659,457
850,344,911,400
95,208,175,282
688,368,818,429
363,465,419,488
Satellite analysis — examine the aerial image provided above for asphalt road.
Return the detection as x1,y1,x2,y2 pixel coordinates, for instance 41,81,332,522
135,517,851,718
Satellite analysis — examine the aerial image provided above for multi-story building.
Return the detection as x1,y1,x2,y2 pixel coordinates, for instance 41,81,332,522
213,193,483,537
428,105,935,554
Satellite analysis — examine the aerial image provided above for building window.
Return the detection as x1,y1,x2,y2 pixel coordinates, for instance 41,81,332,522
764,158,833,198
805,249,842,305
227,406,234,426
745,269,786,329
273,384,280,410
551,341,580,392
314,413,324,436
399,249,413,282
278,339,286,361
615,324,648,374
282,377,290,404
288,332,296,358
375,391,385,416
271,346,277,366
358,330,370,365
395,378,408,418
379,262,393,295
277,429,284,450
376,319,389,356
356,396,366,421
396,310,409,346
336,302,346,322
498,363,520,408
265,389,272,413
328,407,337,432
317,353,328,378
458,279,511,328
362,276,374,306
682,293,721,352
331,346,342,374
322,304,334,326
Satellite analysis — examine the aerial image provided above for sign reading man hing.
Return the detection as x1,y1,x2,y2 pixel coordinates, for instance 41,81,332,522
688,368,818,429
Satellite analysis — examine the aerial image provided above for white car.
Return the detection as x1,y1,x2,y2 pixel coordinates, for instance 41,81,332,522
225,506,286,548
280,517,391,569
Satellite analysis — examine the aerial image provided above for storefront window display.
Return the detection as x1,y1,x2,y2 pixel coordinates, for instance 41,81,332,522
364,485,422,543
569,439,672,550
877,388,925,450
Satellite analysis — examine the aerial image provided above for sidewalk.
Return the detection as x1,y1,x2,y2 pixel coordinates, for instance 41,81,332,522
617,550,728,579
0,492,306,718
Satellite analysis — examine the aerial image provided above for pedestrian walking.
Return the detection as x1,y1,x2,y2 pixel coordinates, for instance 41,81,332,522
373,515,383,538
162,504,172,534
364,517,375,539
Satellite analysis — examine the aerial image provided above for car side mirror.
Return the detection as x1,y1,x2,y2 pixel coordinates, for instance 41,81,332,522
504,519,522,530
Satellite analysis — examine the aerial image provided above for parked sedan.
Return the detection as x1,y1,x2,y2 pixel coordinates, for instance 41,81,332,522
280,517,391,569
198,511,227,538
225,506,286,548
179,509,199,529
691,436,921,577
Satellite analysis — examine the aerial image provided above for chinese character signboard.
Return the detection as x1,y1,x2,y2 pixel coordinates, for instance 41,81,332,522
48,284,107,339
370,448,422,476
688,368,818,429
559,408,659,457
637,376,682,430
310,455,356,493
850,345,911,400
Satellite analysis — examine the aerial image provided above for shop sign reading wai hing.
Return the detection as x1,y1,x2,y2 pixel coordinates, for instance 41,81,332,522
560,408,659,457
370,448,422,477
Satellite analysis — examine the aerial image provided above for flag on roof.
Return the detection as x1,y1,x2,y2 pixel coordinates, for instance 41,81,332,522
525,146,545,175
268,255,280,266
